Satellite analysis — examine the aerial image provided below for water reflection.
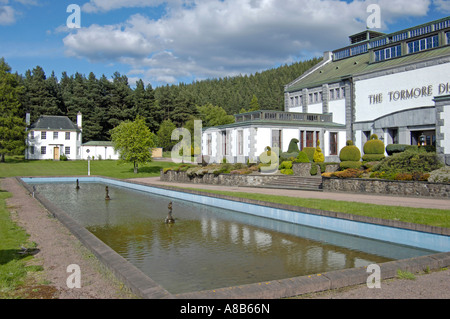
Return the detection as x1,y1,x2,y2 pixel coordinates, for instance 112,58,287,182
31,182,434,294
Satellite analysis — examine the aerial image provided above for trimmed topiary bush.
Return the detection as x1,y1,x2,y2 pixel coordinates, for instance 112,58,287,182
295,151,310,163
339,140,361,169
339,140,361,162
363,134,385,161
313,140,325,163
287,138,300,153
372,150,443,175
303,147,315,162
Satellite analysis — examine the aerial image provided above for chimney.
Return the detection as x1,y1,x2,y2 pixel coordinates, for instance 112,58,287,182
77,112,82,129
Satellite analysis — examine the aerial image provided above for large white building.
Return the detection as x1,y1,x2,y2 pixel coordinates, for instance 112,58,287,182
202,16,450,165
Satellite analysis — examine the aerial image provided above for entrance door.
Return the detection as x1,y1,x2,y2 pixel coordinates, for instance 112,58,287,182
53,147,60,160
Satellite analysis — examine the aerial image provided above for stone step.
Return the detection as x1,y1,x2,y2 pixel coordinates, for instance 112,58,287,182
261,175,323,191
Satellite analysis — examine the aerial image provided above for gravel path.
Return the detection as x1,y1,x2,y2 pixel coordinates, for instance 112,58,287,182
1,176,449,299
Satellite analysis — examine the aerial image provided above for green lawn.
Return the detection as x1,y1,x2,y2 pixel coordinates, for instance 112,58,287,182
0,190,43,297
0,157,181,179
181,189,450,229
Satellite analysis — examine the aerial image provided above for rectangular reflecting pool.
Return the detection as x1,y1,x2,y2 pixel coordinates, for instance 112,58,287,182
25,178,438,295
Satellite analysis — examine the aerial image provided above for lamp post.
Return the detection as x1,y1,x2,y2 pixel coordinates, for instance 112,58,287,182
87,149,91,176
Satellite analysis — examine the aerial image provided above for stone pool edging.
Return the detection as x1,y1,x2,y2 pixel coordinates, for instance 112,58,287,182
15,176,450,299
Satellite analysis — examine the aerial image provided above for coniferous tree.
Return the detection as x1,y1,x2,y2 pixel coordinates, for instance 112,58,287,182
0,58,26,162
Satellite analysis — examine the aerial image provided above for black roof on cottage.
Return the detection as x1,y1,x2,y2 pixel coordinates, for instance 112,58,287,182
29,115,80,132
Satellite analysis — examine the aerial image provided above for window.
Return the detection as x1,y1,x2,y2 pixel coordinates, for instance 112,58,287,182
222,131,229,156
447,32,450,45
41,131,46,140
300,131,304,151
329,89,335,100
65,132,70,140
306,131,314,148
65,146,70,155
30,131,34,139
374,45,402,62
335,88,340,99
330,133,338,156
237,131,244,156
30,146,35,155
41,146,46,155
53,132,58,140
407,35,439,54
314,92,318,103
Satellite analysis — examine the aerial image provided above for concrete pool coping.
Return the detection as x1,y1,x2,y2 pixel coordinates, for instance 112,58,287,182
15,176,450,299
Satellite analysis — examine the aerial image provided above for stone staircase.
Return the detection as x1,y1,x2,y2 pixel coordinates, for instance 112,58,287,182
260,175,323,191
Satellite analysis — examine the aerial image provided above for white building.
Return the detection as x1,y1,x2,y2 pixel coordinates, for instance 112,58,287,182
26,112,83,160
203,16,450,165
80,141,119,160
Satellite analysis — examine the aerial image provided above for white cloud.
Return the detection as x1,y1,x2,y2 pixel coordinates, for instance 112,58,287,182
66,0,433,85
0,5,15,25
433,0,450,13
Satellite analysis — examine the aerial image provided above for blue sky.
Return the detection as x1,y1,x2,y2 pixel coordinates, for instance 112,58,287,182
1,0,449,88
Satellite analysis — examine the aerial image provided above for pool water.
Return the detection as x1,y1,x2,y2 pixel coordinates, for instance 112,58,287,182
31,182,434,294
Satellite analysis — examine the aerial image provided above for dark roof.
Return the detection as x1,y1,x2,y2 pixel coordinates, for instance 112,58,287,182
29,115,80,131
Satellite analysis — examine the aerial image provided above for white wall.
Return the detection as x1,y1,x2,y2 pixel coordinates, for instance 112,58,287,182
81,145,119,160
308,103,322,114
441,105,450,155
355,63,450,122
328,100,346,125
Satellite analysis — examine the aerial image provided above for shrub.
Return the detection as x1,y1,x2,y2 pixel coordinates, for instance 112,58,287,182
339,143,361,162
362,154,386,161
313,141,325,163
279,161,293,170
287,138,300,153
294,151,310,163
372,151,443,175
393,173,413,181
280,168,294,175
363,134,385,155
332,168,362,178
303,147,315,162
339,161,362,170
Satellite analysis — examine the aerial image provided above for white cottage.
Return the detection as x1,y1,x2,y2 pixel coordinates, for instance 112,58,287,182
26,112,83,160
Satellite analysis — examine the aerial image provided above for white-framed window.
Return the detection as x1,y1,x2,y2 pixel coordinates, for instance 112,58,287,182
41,146,46,155
407,35,439,54
374,44,402,62
30,146,35,155
65,146,70,155
53,132,58,140
41,131,46,140
65,132,70,140
30,131,34,139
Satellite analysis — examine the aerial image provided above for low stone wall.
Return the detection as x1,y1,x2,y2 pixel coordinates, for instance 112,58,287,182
160,170,282,187
292,163,339,177
322,177,450,198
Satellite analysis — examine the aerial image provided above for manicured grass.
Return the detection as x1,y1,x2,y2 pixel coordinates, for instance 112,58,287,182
182,188,450,229
0,157,181,179
0,190,43,297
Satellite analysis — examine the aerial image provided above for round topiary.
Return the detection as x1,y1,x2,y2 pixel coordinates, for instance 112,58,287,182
364,135,385,155
339,144,361,162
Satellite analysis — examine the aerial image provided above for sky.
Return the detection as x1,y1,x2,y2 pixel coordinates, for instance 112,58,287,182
1,0,449,88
